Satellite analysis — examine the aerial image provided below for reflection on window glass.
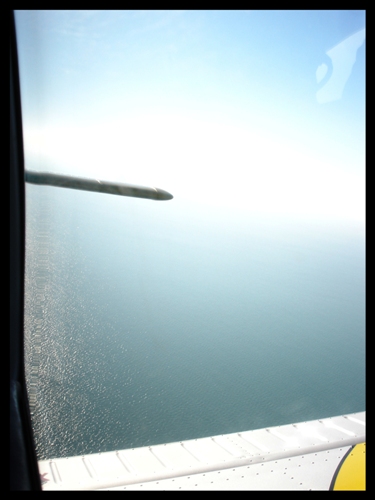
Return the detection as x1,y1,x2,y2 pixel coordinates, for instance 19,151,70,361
16,10,365,460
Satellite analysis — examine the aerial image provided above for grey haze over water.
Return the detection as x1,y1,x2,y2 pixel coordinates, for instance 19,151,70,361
24,185,365,460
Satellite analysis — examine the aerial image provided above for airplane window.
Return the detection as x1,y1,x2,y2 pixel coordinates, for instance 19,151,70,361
15,10,365,462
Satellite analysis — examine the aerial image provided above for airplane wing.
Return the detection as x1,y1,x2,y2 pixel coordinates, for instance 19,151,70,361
38,411,365,490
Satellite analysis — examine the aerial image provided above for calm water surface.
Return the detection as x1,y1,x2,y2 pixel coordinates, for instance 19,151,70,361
24,185,365,460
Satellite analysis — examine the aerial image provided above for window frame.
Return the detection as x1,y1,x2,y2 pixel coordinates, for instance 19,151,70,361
10,10,42,491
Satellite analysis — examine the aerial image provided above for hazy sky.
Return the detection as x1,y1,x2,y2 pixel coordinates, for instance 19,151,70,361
15,10,365,222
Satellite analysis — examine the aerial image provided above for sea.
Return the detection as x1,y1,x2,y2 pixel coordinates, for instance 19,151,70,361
24,183,365,461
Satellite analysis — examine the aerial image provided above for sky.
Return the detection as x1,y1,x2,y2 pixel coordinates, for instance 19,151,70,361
15,10,365,223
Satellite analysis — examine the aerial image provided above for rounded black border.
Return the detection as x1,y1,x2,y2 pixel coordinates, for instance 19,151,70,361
329,445,357,491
